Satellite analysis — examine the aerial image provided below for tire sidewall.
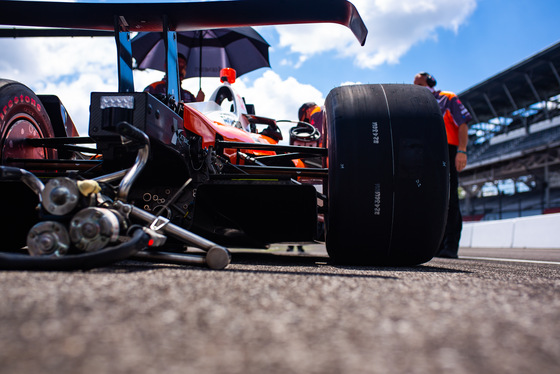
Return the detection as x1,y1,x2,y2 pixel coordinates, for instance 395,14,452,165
0,79,55,160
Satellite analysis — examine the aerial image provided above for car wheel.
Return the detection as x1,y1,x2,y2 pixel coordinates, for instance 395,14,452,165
0,79,55,163
325,84,449,265
0,79,55,250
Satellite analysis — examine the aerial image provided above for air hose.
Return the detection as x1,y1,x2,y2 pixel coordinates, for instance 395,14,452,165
0,229,149,271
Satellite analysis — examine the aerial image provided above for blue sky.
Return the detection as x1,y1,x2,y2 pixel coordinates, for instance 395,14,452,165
1,0,560,138
256,0,560,96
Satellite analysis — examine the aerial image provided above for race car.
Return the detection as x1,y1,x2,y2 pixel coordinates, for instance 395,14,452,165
0,0,449,270
183,68,295,166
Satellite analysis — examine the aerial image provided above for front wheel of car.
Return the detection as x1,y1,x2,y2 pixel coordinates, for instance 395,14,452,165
325,84,449,266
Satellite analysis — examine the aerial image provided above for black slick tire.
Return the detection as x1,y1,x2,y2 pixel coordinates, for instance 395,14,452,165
325,84,449,265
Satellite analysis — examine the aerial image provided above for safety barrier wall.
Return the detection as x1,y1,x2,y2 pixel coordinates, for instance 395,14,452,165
460,212,560,249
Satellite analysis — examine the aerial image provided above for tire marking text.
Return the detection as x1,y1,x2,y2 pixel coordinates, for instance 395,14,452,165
374,183,381,215
371,122,380,144
0,94,42,122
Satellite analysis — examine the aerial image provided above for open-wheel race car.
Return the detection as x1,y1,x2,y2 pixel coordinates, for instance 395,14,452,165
0,0,449,270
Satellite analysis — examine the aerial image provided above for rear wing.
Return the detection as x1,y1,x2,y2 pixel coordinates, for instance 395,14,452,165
0,0,367,46
1,0,367,100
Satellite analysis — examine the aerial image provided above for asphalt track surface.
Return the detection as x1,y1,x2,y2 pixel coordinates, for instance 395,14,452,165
1,245,559,374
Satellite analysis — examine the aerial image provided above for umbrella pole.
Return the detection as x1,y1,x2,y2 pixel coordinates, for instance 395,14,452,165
199,31,203,91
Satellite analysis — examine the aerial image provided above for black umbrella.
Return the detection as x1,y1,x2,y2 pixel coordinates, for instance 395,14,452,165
132,27,271,85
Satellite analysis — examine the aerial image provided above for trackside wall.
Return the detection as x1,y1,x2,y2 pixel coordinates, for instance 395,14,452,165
460,213,560,249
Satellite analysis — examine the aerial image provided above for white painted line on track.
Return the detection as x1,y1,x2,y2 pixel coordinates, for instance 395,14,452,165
460,256,560,265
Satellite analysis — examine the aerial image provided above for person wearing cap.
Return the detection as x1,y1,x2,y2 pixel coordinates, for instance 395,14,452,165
298,102,324,146
144,54,205,103
414,72,472,258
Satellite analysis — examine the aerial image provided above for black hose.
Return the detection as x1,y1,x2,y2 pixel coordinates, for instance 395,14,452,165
0,230,149,271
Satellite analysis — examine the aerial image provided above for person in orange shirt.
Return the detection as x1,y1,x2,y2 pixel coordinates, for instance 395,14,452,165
414,72,472,258
297,102,324,146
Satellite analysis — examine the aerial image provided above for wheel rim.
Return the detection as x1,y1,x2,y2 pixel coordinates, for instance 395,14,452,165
1,113,47,163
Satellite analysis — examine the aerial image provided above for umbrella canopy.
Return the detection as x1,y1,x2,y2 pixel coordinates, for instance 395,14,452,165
131,27,270,79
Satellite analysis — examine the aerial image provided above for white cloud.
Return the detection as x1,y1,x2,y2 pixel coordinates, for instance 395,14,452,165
0,37,117,135
237,70,324,121
340,81,363,86
274,0,477,69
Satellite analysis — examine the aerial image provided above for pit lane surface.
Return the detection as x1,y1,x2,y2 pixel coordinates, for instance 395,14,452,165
1,245,559,374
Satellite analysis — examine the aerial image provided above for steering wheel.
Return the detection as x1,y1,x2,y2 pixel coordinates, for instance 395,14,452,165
289,121,320,143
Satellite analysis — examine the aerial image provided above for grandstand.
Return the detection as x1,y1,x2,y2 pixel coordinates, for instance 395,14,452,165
458,41,560,221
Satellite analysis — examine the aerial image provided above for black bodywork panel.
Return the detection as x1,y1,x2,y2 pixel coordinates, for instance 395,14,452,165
192,179,318,247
